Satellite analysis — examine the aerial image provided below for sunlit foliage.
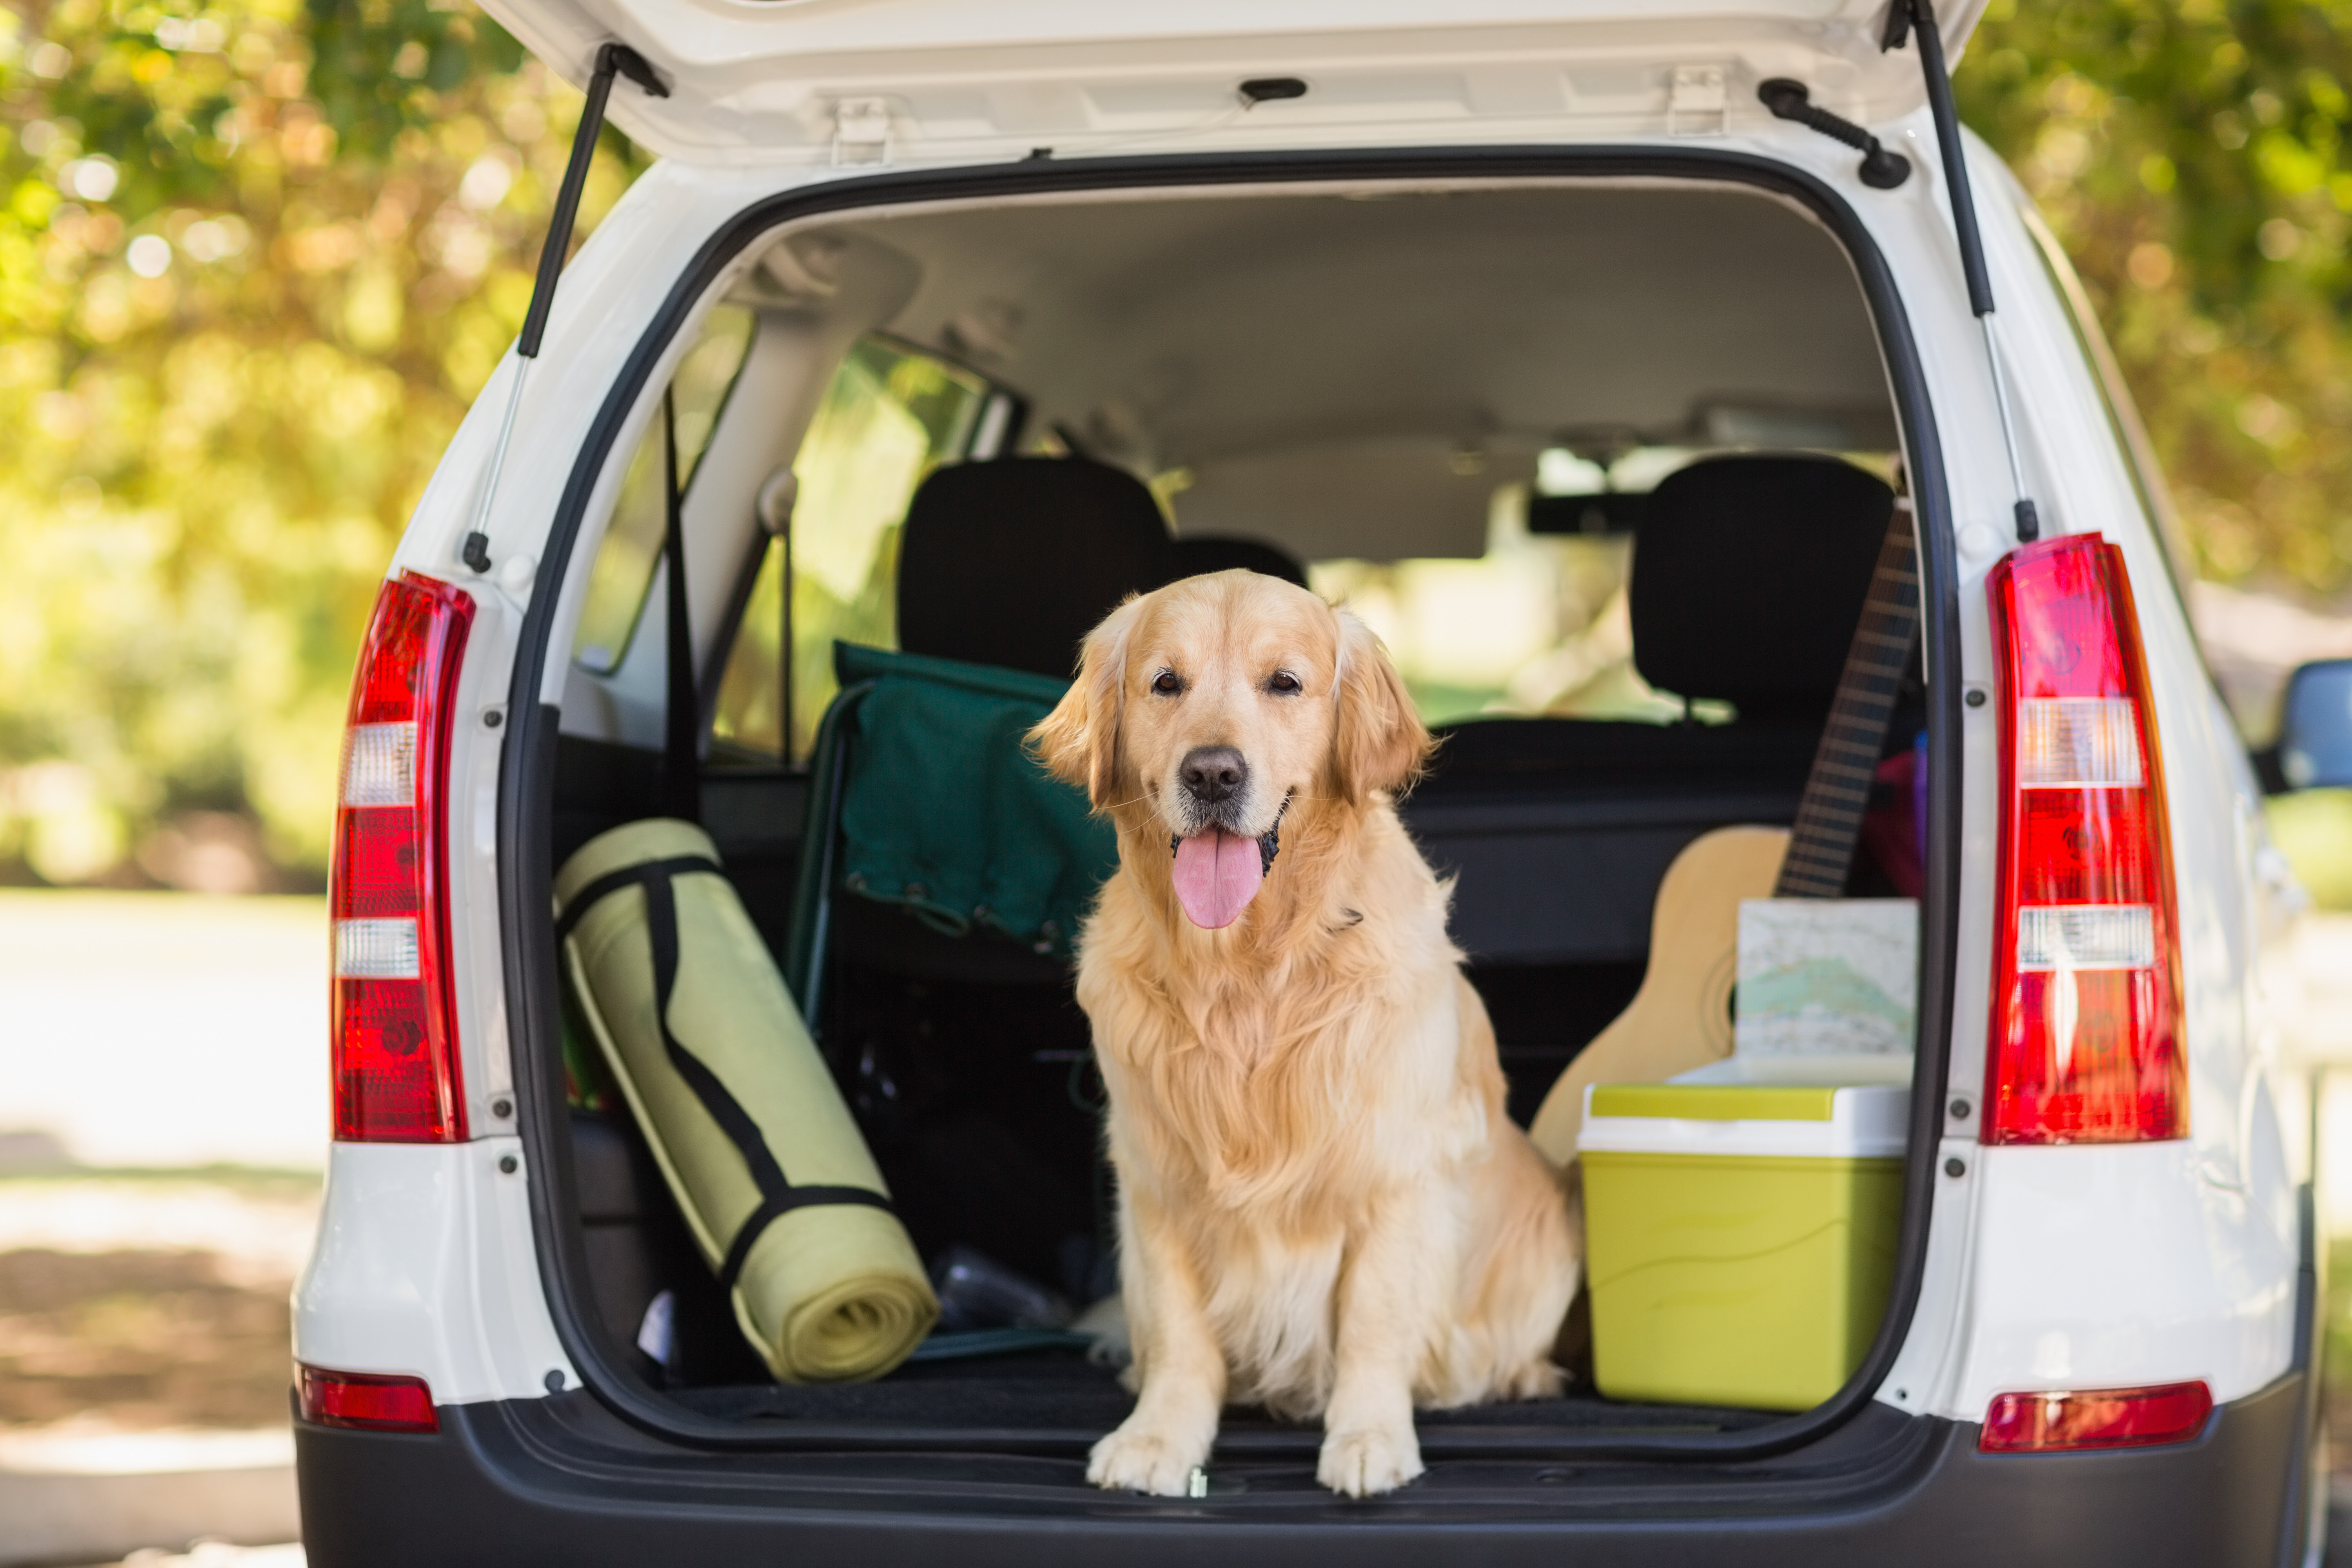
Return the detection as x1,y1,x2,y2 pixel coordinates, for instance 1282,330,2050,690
4,0,2351,886
0,0,635,886
1960,0,2352,593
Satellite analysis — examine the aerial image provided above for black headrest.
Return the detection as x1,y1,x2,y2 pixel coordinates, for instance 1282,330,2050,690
897,457,1176,679
1628,455,1895,719
1167,535,1311,589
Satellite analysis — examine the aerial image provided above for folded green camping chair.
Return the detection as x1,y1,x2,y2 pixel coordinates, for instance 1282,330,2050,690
784,642,1118,1018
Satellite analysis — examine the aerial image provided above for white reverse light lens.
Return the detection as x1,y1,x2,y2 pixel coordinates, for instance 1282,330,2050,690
336,917,421,980
2018,699,2144,788
341,722,417,807
2017,905,2156,971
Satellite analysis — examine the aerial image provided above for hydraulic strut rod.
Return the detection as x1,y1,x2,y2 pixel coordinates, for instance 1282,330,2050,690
1886,0,2040,543
462,43,668,576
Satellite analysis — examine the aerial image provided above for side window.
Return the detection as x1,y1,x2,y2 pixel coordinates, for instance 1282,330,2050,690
570,306,758,673
710,336,993,764
2016,204,2199,603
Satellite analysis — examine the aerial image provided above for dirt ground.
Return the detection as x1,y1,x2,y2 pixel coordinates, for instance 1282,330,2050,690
0,1175,318,1436
0,1248,294,1431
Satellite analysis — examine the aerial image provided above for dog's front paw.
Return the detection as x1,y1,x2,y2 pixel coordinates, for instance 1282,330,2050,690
1317,1423,1424,1497
1088,1419,1210,1496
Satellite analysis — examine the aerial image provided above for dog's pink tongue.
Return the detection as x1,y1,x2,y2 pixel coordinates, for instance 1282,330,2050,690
1171,828,1263,930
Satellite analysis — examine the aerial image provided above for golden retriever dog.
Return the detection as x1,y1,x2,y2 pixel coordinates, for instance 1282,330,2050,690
1030,569,1579,1499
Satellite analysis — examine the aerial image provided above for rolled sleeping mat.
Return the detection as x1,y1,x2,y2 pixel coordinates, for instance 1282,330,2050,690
555,819,936,1383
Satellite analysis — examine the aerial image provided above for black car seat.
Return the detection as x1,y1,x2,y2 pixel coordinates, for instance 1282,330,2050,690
1166,535,1311,588
1408,454,1899,967
1627,454,1895,727
895,456,1178,680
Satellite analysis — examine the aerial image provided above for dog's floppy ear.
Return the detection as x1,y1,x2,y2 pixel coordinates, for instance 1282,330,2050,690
1029,594,1144,810
1328,607,1429,805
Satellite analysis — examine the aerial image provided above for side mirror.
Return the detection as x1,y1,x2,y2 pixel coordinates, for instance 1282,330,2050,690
2278,658,2352,790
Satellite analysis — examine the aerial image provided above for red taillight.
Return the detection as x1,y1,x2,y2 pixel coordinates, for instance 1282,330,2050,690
330,572,474,1143
1979,1380,2212,1453
1984,535,2184,1145
297,1364,440,1433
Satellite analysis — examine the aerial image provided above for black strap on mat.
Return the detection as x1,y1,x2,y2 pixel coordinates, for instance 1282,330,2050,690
556,855,895,1291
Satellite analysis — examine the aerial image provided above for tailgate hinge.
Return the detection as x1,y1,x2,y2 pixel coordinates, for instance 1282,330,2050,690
832,98,894,167
1666,67,1728,137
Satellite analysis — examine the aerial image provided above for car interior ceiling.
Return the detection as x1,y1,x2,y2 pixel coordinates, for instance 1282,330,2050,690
546,180,1921,1429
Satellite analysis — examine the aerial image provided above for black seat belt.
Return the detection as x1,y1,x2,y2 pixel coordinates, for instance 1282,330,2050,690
662,389,700,823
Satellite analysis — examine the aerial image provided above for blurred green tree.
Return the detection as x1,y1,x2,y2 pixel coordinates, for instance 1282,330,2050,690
1960,0,2352,908
0,0,638,886
1960,0,2352,593
2,0,2350,888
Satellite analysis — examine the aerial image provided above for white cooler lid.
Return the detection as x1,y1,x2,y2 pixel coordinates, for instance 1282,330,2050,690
1577,1065,1909,1160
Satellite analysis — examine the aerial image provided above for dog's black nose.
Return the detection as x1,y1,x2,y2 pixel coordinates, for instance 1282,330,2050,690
1179,746,1247,805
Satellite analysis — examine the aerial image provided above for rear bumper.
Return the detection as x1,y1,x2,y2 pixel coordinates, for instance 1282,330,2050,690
295,1372,2305,1567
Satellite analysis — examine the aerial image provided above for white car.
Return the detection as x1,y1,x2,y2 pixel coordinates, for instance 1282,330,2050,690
290,2,2352,1561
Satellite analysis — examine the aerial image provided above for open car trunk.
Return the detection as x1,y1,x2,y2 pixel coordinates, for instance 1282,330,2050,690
510,155,1961,1478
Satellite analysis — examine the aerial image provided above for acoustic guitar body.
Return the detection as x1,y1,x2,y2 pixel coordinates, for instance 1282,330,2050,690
1526,825,1791,1166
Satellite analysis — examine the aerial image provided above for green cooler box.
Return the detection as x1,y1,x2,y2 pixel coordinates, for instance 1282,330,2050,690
1578,1072,1907,1412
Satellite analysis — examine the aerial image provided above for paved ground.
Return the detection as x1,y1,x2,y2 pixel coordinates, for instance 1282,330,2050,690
0,892,326,1172
0,1176,314,1566
0,893,323,1564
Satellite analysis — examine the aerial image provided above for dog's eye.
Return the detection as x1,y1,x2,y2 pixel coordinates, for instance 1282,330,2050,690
1267,670,1301,695
1151,671,1183,696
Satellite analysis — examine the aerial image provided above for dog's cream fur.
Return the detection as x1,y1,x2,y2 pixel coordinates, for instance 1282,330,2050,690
1031,569,1580,1498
